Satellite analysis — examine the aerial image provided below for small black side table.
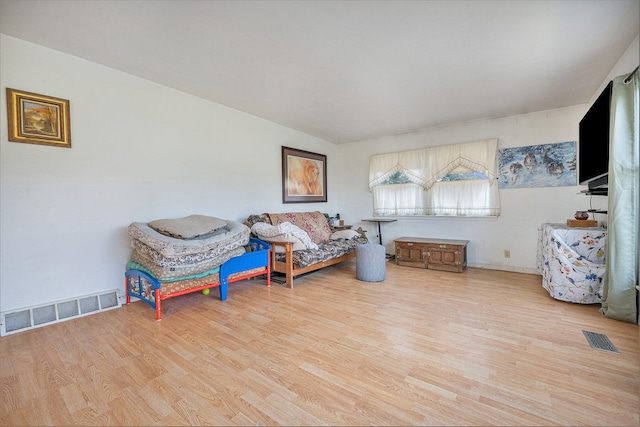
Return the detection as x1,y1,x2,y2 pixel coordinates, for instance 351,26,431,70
362,218,397,246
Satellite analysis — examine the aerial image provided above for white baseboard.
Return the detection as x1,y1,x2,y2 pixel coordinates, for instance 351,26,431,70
468,262,540,275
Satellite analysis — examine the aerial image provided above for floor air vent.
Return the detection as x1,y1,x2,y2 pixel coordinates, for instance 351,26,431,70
582,330,620,354
1,289,121,336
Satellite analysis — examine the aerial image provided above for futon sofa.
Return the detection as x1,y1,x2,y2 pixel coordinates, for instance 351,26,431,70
245,211,368,288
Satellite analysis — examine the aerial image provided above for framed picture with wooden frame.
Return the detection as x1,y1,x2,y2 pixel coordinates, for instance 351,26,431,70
6,88,71,148
282,146,327,203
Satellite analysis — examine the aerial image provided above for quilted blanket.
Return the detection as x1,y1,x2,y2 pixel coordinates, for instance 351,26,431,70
246,212,368,268
129,246,246,280
274,237,366,267
268,211,332,244
128,219,249,258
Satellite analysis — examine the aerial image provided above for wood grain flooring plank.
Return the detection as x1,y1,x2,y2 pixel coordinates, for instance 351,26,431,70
0,263,637,426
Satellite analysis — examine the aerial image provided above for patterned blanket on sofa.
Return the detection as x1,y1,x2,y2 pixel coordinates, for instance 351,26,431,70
268,211,333,244
245,212,367,267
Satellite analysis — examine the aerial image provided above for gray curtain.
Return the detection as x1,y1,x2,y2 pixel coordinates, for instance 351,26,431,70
600,69,639,324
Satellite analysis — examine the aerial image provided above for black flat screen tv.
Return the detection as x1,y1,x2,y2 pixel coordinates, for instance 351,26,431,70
578,80,612,189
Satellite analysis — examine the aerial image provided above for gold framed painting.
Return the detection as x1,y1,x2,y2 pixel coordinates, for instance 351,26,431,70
6,88,71,148
282,146,327,203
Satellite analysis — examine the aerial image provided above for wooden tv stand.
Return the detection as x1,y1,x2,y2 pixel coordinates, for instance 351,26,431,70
395,237,469,273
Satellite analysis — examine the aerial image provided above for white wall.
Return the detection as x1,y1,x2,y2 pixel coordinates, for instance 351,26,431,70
335,36,638,275
2,33,637,313
0,35,337,312
591,36,639,104
335,107,608,274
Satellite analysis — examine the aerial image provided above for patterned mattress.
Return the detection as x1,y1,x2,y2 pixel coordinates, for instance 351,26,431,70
245,212,367,268
273,237,367,267
128,219,250,258
128,246,246,281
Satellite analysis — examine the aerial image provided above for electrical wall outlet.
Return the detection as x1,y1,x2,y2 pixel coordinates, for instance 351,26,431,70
504,250,511,258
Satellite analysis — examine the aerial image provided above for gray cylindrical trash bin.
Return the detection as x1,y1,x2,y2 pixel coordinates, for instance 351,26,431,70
356,243,386,282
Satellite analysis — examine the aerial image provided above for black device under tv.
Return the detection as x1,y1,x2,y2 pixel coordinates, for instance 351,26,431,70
578,80,612,194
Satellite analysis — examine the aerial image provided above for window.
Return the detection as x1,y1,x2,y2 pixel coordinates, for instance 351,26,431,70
369,139,500,216
439,170,487,181
380,171,413,185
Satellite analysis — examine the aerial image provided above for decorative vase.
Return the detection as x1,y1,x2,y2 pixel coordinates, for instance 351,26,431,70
574,211,589,220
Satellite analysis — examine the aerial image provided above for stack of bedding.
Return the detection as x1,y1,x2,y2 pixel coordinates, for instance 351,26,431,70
127,215,251,293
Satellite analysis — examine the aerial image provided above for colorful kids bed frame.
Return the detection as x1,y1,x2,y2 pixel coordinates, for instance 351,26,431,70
126,238,271,320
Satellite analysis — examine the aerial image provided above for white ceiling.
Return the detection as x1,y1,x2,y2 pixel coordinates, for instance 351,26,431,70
1,1,638,144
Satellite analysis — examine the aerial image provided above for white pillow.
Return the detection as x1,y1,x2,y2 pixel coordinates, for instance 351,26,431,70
260,234,307,253
330,229,360,240
251,222,319,250
148,215,227,239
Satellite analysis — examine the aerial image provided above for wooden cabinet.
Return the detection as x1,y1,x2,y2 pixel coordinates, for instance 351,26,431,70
395,240,427,268
395,237,469,273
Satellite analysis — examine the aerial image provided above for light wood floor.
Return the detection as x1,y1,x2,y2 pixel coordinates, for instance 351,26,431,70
1,261,638,426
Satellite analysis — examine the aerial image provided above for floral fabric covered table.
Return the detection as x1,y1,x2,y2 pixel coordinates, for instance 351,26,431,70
537,223,607,304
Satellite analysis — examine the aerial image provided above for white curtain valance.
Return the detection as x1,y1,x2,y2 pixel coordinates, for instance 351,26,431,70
368,148,429,189
422,138,498,190
369,138,498,191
